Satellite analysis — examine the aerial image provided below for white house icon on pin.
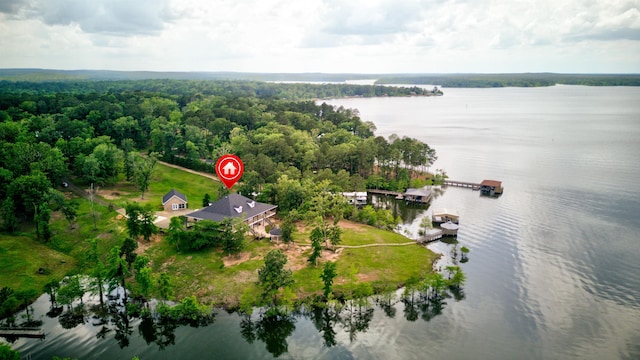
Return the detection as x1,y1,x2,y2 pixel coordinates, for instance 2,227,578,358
222,162,237,175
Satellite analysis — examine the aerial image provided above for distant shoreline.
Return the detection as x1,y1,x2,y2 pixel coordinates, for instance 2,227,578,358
0,69,638,87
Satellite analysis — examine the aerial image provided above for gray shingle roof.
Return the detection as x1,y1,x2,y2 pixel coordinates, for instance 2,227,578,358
186,193,276,222
162,189,188,205
404,188,432,197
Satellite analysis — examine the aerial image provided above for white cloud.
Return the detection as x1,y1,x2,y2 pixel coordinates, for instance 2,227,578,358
0,0,638,72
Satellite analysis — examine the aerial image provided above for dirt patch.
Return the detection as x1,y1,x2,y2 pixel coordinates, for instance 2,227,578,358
160,256,176,271
136,234,162,254
337,219,365,230
231,270,257,284
223,252,253,267
357,272,378,282
97,189,130,200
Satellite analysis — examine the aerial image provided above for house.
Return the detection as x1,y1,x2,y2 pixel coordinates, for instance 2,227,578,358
341,192,367,206
479,180,503,196
162,189,188,211
185,193,277,231
403,188,432,204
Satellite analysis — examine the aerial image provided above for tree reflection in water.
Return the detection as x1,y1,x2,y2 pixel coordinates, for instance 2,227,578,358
34,267,465,357
240,309,296,358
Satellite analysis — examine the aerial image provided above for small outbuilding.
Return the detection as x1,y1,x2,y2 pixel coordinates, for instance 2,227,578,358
162,189,188,211
480,180,503,196
269,228,283,243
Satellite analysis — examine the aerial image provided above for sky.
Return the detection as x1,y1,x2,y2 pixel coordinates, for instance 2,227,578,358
0,0,639,73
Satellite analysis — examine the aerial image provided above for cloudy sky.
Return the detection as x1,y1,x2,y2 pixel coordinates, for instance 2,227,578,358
1,0,639,73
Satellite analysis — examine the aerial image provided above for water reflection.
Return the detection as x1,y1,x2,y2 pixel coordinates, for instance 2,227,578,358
240,310,296,357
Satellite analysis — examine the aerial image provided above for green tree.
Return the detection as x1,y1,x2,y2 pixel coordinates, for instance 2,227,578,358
320,261,338,299
327,225,341,250
308,227,323,266
86,238,106,307
139,204,158,242
43,279,60,309
202,193,211,207
280,214,296,249
166,216,186,251
107,245,131,304
258,250,294,307
34,202,52,242
460,246,470,262
132,152,159,199
221,218,248,255
1,198,18,233
120,237,138,271
157,273,173,303
125,203,157,241
125,202,143,238
0,344,20,360
134,256,152,300
58,275,85,307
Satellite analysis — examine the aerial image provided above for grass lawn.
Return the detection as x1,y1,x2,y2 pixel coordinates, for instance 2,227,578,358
0,234,76,293
48,196,127,267
1,190,127,299
145,220,439,307
100,163,220,209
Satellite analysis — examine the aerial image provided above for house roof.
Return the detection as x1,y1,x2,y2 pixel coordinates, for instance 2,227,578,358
186,193,276,222
480,180,502,188
404,188,432,197
162,189,188,205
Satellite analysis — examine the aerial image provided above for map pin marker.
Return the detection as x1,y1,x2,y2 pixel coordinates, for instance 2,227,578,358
215,154,244,189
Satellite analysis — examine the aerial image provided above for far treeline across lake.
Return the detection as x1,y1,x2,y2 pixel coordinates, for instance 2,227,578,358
1,69,639,87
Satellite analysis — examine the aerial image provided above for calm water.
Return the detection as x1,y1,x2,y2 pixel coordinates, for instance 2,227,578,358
7,86,640,359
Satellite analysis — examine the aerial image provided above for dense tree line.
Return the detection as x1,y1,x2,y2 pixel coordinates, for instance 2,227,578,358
0,80,436,232
375,73,640,87
0,79,433,101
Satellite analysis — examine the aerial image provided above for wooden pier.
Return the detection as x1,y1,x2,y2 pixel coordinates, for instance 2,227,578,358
0,327,45,339
443,179,504,196
419,230,443,243
443,180,481,190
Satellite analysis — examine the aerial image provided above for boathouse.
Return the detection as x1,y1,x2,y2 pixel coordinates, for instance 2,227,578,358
479,180,503,196
404,188,432,204
341,192,367,206
432,209,460,224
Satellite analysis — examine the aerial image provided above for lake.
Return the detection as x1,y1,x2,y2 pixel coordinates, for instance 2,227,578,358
7,85,640,359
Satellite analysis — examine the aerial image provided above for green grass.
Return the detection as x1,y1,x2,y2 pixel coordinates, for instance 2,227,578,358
50,199,126,259
104,163,219,209
1,189,127,298
0,234,76,292
145,220,438,307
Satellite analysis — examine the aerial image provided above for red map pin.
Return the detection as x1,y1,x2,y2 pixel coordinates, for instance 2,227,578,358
215,154,244,189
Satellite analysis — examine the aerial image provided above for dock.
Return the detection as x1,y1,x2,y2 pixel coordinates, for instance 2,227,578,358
0,327,45,339
443,179,504,196
419,229,444,243
443,180,481,190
